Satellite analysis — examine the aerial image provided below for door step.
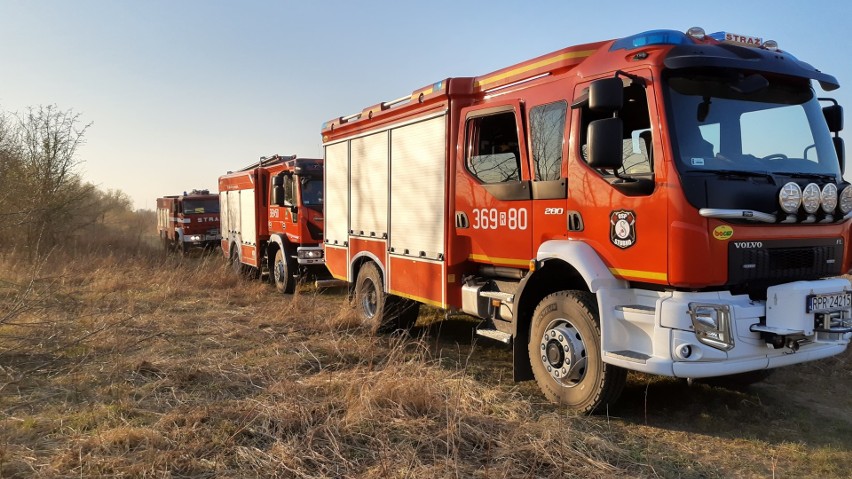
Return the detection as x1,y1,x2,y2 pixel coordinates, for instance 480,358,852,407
606,350,650,364
315,279,348,289
475,327,512,344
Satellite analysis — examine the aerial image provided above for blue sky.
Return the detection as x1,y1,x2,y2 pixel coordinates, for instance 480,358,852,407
2,1,851,209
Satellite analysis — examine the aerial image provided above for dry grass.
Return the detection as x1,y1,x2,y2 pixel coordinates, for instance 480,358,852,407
1,247,851,478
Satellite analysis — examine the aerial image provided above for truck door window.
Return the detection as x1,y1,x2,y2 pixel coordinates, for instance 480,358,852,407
530,101,567,181
283,176,295,206
579,82,654,178
465,111,521,184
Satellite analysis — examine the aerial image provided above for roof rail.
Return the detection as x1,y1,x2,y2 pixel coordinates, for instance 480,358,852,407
323,81,447,133
238,154,296,172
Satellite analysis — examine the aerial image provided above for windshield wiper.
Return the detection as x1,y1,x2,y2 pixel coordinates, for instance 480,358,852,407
685,169,774,180
774,171,837,181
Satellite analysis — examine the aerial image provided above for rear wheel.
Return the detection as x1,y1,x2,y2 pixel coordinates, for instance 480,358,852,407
230,246,241,275
272,247,296,294
230,245,255,279
354,262,419,334
528,290,626,414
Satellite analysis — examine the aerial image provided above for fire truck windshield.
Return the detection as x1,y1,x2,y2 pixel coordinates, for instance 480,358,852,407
182,199,220,214
300,178,323,206
665,72,841,179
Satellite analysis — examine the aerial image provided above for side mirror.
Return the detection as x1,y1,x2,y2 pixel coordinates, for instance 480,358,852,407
587,117,624,171
589,78,624,112
824,104,844,133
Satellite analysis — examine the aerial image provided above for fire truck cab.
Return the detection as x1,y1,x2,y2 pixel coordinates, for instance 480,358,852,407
156,190,221,253
219,155,325,293
321,27,852,412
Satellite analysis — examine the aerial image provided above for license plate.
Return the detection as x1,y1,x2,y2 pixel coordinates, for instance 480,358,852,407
806,291,852,313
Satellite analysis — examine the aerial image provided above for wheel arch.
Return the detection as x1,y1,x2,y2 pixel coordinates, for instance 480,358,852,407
266,234,287,272
349,252,386,290
512,240,627,381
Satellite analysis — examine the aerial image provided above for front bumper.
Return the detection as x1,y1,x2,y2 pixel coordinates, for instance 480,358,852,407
183,233,222,244
600,278,851,378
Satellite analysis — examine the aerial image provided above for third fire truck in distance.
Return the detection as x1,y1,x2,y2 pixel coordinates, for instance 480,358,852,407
320,27,852,412
219,155,325,293
156,189,221,253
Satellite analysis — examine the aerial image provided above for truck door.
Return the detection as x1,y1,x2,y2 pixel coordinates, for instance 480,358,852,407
455,101,533,269
568,71,669,284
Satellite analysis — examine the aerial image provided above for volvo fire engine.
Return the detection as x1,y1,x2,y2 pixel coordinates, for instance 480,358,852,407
219,155,325,293
156,189,221,253
320,27,852,412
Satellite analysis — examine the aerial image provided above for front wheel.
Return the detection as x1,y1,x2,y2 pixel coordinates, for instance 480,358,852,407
528,290,626,414
272,247,296,294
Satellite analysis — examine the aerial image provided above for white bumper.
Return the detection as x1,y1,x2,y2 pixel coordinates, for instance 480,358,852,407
599,278,852,378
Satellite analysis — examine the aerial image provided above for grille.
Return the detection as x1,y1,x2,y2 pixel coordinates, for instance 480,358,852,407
728,239,843,292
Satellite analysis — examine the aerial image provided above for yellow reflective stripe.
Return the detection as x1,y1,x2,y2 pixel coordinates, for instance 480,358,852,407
609,268,667,281
474,50,597,90
468,254,530,267
390,289,444,309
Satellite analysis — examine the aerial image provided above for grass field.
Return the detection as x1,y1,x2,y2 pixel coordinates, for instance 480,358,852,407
1,246,850,478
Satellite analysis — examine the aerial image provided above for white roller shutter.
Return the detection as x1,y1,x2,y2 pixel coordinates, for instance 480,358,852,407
350,132,389,238
389,115,446,258
324,141,349,245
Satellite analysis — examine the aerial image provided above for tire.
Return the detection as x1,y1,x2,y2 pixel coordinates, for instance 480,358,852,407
353,262,418,334
528,290,626,414
230,245,251,278
272,247,296,294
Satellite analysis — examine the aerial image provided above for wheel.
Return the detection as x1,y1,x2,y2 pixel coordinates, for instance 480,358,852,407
761,153,788,161
272,247,296,294
528,290,626,414
353,262,418,334
230,245,251,278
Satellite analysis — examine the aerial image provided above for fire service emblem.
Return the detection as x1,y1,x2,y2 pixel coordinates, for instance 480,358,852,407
610,210,636,249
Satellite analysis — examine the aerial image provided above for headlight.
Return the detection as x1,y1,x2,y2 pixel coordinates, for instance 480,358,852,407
189,235,202,241
801,183,821,214
297,249,323,259
778,182,802,214
688,303,734,351
821,184,838,213
840,186,852,214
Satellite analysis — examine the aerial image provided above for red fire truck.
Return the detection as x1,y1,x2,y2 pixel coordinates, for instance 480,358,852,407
156,189,221,253
219,155,325,293
321,27,852,412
